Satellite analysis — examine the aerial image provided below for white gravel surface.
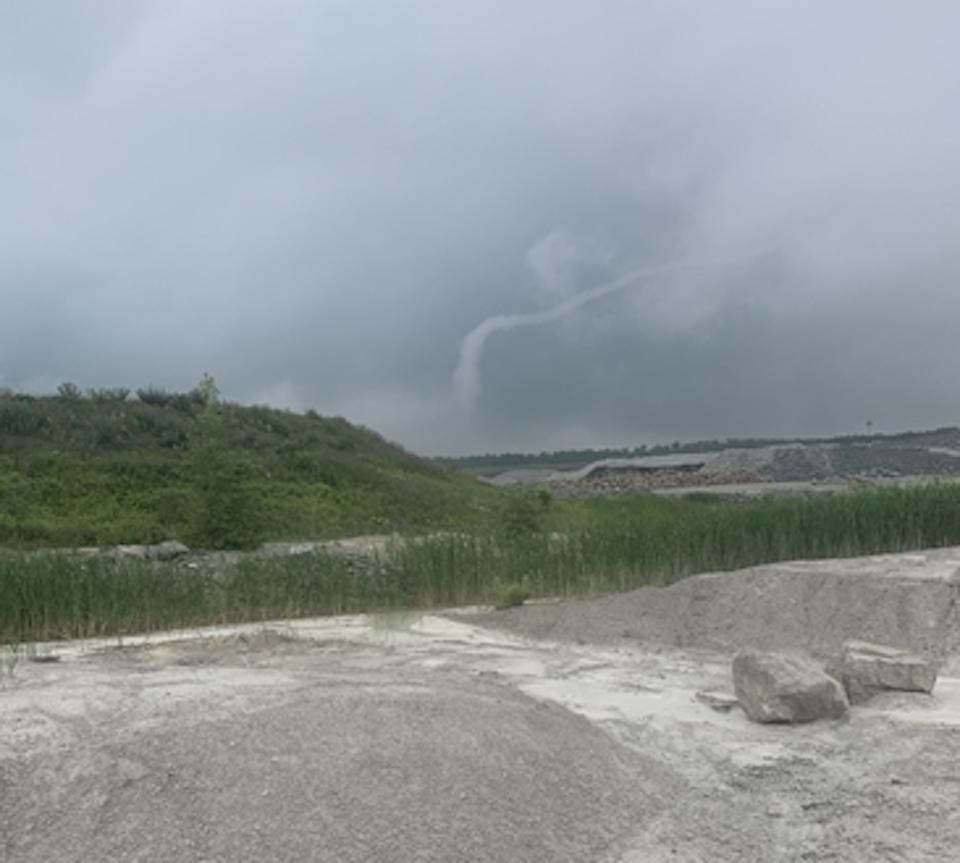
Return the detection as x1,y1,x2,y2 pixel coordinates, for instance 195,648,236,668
3,549,960,861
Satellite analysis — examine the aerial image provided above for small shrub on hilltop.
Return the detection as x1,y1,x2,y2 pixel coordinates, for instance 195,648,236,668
56,382,82,401
136,386,173,407
168,390,206,413
87,387,130,403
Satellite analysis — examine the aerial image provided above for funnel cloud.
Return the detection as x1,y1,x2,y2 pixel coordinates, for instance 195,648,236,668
454,252,767,412
2,2,960,454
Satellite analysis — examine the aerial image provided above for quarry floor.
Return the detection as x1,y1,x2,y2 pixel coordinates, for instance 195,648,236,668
3,550,960,862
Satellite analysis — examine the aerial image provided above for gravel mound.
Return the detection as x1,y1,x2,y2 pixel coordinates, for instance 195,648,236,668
698,444,837,482
684,441,960,484
468,548,960,661
1,670,664,863
830,444,960,477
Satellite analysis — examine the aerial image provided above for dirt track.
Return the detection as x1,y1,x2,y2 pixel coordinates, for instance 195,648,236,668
3,549,960,861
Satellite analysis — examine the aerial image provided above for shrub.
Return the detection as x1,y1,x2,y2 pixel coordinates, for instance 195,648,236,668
194,373,221,407
494,582,531,610
500,490,551,538
169,390,206,413
133,409,190,448
137,386,173,407
56,382,82,401
87,387,130,402
0,402,46,435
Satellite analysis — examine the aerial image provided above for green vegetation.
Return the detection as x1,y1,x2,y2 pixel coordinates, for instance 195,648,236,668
5,484,960,644
0,383,499,549
5,380,960,647
493,581,532,610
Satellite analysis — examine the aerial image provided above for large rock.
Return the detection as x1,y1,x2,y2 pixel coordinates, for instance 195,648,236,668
112,544,148,559
832,640,938,704
733,651,849,723
145,540,190,562
112,541,190,561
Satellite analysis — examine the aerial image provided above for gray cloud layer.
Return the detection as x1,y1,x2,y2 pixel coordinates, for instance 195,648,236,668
3,1,959,454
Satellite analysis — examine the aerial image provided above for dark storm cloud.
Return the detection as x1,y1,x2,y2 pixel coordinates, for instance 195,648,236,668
2,1,959,454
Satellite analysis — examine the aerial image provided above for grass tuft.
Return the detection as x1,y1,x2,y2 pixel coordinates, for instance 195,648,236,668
493,582,532,610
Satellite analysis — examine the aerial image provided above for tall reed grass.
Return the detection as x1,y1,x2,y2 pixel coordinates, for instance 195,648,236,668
4,485,960,644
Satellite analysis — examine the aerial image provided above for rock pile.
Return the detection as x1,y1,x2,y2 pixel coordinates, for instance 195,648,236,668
529,439,960,497
546,468,764,498
732,642,940,723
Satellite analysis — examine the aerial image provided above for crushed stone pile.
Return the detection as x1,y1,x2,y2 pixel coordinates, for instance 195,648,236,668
467,548,960,663
829,444,960,477
666,443,834,483
1,670,662,863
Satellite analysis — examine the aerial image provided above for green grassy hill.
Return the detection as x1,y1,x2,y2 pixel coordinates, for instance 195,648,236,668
0,387,500,549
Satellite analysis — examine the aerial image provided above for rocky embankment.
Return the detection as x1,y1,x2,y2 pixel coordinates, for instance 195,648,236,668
516,441,960,498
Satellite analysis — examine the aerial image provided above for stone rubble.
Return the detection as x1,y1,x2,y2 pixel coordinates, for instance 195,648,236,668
733,641,941,723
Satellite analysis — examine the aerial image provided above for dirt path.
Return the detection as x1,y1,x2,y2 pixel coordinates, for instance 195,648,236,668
3,550,960,861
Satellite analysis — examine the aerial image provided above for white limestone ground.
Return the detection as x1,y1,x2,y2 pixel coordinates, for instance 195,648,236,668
3,548,960,861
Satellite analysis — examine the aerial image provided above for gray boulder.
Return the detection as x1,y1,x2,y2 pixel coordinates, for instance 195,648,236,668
733,651,849,723
145,540,190,561
111,541,190,561
112,544,148,559
832,640,938,704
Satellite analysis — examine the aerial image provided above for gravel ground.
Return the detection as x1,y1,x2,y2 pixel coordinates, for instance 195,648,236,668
3,549,960,862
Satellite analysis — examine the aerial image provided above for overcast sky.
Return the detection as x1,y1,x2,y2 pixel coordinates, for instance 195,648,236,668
3,1,959,455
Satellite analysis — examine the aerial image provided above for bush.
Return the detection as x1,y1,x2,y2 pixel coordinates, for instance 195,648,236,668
56,382,82,401
500,490,552,538
133,409,190,449
136,386,173,407
87,387,130,402
91,417,131,450
0,401,46,435
494,582,531,610
169,390,206,413
194,373,221,407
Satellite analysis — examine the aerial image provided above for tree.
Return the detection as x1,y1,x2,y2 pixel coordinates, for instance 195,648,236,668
194,372,221,407
57,382,82,401
137,386,172,407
